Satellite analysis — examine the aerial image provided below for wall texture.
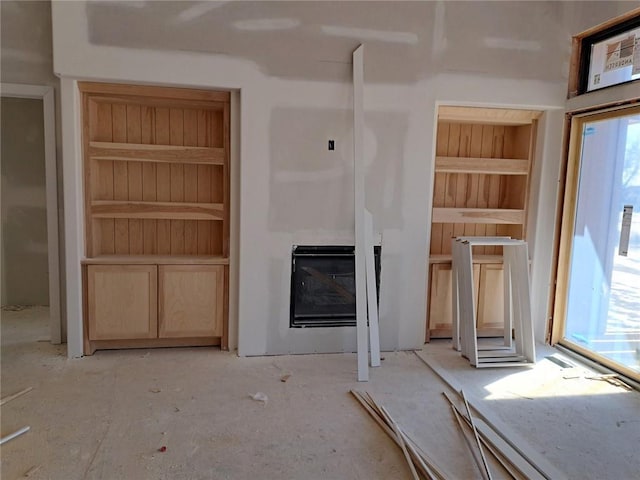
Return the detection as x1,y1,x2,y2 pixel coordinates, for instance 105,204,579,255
1,0,65,329
49,1,637,357
1,97,49,305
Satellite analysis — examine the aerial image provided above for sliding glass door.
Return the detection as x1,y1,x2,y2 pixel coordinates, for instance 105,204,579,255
555,105,640,380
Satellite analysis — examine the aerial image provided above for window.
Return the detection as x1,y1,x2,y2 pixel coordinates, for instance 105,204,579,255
568,11,640,97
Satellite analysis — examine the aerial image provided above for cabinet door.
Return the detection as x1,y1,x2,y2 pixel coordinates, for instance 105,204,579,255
427,263,479,338
87,265,158,340
477,263,505,331
158,265,224,338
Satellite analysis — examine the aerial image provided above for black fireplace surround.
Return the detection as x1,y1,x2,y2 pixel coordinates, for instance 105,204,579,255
290,245,381,328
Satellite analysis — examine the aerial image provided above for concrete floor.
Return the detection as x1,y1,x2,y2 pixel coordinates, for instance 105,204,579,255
2,307,639,479
419,339,640,480
1,307,485,480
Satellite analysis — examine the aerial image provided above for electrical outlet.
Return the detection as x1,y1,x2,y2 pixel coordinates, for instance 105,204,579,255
328,140,335,151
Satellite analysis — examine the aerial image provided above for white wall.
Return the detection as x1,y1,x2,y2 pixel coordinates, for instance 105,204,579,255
1,97,49,306
1,0,66,337
50,1,635,357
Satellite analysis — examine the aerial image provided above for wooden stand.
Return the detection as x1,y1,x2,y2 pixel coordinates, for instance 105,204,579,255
79,82,230,354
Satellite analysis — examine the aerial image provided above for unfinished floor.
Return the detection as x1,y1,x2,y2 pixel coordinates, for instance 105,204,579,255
1,307,639,479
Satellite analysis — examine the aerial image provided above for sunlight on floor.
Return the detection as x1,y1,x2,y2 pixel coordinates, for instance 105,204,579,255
482,354,631,400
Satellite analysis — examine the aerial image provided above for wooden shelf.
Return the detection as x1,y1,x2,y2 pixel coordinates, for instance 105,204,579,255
438,106,542,125
89,141,225,165
82,255,229,265
435,156,529,175
78,81,230,102
91,201,224,220
432,208,524,224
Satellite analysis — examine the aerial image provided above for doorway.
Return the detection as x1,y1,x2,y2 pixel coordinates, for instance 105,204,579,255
1,84,61,344
554,104,640,380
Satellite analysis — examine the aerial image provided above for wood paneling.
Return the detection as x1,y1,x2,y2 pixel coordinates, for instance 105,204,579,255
126,104,143,255
87,265,157,340
158,265,224,338
155,107,172,255
141,105,157,255
427,262,506,339
430,120,533,256
81,83,229,258
477,264,505,330
112,104,129,254
427,263,480,339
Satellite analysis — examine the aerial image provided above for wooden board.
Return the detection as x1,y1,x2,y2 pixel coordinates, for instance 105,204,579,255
90,201,224,220
126,104,143,255
158,265,224,338
438,106,542,125
432,208,525,224
434,156,529,175
87,265,157,340
89,142,224,164
78,81,230,103
82,256,229,265
85,337,220,355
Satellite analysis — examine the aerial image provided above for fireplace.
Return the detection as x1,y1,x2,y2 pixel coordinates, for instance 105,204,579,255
290,245,381,328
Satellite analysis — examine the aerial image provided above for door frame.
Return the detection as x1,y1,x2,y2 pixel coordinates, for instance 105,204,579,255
1,83,62,344
551,103,640,380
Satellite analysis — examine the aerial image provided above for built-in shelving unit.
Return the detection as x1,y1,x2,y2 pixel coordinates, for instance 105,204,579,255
426,105,540,340
80,82,230,354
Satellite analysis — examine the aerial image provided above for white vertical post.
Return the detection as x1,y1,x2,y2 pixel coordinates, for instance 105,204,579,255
458,241,477,365
43,88,62,345
353,45,368,381
365,209,380,367
502,247,513,348
451,238,461,352
61,78,85,358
